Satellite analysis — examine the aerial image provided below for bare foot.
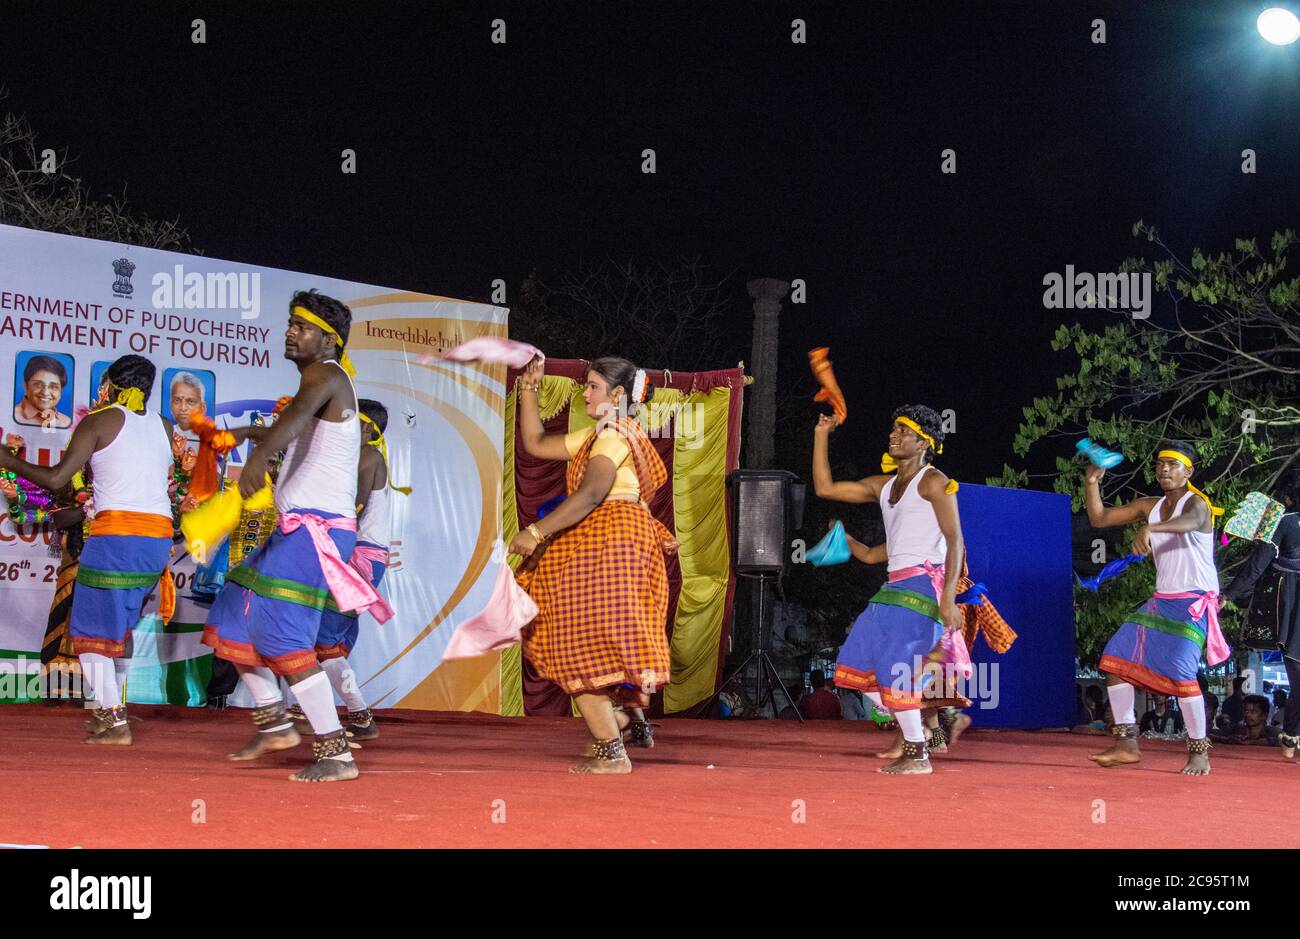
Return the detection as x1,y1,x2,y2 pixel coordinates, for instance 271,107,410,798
875,729,904,759
879,753,932,775
626,721,655,748
346,720,379,742
947,712,972,746
290,757,359,782
570,755,632,774
229,726,301,761
84,721,132,745
1089,738,1141,767
1179,751,1210,776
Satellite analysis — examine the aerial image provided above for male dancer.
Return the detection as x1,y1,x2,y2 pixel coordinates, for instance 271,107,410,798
288,397,396,741
814,405,965,775
1085,439,1223,775
203,289,387,782
0,355,173,743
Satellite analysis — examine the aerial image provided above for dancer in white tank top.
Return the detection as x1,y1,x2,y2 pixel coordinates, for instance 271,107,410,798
202,290,382,783
0,355,173,745
1083,438,1226,776
812,404,965,776
288,397,402,743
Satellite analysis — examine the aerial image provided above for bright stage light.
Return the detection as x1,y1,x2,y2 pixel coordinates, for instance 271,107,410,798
1258,7,1300,45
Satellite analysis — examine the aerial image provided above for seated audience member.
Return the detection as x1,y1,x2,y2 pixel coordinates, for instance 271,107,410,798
1072,683,1109,734
799,671,843,720
1210,694,1280,746
837,686,867,720
1139,695,1185,736
1220,676,1247,725
1272,689,1288,727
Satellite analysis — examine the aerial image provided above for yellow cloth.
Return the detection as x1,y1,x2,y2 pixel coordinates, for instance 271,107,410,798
291,305,356,378
659,387,732,714
563,427,640,500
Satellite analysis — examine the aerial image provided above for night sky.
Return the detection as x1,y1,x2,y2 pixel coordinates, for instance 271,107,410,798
4,0,1300,486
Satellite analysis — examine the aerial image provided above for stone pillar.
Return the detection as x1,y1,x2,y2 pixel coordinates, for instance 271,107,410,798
745,277,789,468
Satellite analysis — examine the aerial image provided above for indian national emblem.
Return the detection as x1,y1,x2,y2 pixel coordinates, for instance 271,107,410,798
111,258,136,297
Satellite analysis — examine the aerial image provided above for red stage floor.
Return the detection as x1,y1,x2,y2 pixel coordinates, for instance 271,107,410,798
5,704,1296,849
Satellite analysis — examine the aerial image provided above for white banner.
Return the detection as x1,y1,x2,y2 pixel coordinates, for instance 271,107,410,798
0,223,510,711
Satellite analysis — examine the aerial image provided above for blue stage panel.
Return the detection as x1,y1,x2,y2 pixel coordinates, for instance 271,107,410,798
956,484,1075,729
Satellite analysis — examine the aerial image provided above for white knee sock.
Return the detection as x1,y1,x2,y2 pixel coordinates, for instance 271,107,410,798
1107,682,1137,725
79,652,121,709
1179,695,1207,739
239,666,282,706
321,657,367,713
292,672,351,760
239,667,291,733
895,709,927,744
283,680,298,707
114,657,130,703
865,691,886,712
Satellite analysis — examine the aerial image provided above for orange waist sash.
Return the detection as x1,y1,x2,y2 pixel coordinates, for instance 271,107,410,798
88,510,176,622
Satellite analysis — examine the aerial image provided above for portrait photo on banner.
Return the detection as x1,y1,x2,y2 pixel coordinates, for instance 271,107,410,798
12,349,75,430
162,367,216,435
89,360,111,407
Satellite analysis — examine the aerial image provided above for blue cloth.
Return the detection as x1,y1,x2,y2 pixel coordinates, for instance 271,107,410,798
1100,594,1208,697
833,572,943,711
807,521,851,566
315,546,386,656
70,533,171,655
204,509,354,674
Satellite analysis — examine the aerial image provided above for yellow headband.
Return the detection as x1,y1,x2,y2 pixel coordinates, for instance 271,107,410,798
359,413,411,495
1156,450,1224,517
292,306,356,378
895,416,941,454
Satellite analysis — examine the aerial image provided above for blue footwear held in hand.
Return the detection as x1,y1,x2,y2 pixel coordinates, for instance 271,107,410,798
807,520,851,566
1076,437,1124,469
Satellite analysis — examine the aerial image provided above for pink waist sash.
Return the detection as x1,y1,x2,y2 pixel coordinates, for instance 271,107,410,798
889,560,946,596
278,513,393,624
890,561,971,678
1154,590,1229,666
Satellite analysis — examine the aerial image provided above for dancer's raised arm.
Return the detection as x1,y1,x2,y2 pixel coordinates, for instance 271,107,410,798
516,357,570,461
812,415,886,504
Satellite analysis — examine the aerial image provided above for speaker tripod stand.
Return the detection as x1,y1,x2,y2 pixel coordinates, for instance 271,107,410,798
700,573,802,721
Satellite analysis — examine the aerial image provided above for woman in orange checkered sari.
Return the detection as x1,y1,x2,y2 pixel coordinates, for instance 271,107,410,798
510,356,677,774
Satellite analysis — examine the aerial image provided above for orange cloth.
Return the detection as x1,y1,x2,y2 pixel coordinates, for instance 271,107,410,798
187,406,237,504
90,510,176,623
809,347,847,424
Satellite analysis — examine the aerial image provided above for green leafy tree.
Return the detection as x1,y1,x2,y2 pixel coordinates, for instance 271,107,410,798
990,223,1300,665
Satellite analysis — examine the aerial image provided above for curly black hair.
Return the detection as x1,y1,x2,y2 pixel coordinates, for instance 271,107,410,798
891,404,945,461
358,398,388,435
103,354,157,400
290,288,352,353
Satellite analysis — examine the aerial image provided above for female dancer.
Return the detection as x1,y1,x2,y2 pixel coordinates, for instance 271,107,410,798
510,356,676,773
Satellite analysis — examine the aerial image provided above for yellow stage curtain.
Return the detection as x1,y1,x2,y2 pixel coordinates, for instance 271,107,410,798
662,387,732,713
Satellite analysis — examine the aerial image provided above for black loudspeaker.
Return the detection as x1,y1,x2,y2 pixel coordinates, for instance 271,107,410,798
729,470,806,574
